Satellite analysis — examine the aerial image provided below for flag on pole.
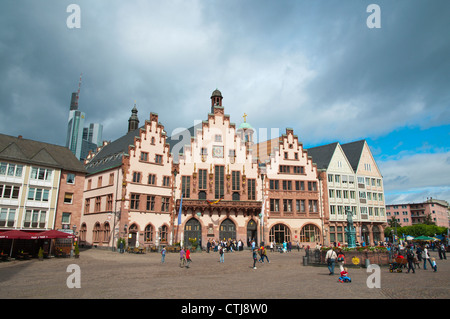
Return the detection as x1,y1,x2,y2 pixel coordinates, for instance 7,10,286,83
260,196,267,226
177,194,183,225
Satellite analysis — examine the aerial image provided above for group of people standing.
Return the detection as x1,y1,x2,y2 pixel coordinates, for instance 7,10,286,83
403,242,446,273
206,239,244,253
324,241,447,281
161,239,275,270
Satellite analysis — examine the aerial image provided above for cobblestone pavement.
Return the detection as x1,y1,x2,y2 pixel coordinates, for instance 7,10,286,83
0,248,448,299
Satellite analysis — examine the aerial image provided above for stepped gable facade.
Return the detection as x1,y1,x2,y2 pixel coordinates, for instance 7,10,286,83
80,89,387,249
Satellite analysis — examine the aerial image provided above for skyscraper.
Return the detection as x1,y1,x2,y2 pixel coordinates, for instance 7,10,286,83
66,107,85,160
65,90,103,161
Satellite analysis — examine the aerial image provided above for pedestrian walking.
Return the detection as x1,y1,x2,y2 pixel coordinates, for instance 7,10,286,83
119,241,124,254
337,249,345,271
186,248,192,268
219,245,224,263
180,247,186,268
161,247,166,263
260,246,270,263
406,248,415,273
431,257,437,272
252,248,258,269
207,240,211,253
422,246,433,270
439,243,447,260
416,246,422,262
325,247,337,275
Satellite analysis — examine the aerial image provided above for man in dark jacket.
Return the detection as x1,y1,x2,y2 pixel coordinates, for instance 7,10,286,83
406,248,415,273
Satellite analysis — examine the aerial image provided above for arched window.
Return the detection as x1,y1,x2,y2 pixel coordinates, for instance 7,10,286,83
93,222,101,242
160,225,168,243
269,224,291,244
103,222,110,242
145,224,154,242
80,223,87,242
300,224,320,243
129,224,138,233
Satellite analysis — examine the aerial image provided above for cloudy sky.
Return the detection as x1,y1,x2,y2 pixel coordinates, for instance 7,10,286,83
1,0,449,205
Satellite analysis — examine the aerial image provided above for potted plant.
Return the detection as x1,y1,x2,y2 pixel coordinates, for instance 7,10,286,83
38,247,44,261
74,242,80,258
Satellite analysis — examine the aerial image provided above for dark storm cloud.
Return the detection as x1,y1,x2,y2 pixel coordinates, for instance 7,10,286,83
0,0,449,149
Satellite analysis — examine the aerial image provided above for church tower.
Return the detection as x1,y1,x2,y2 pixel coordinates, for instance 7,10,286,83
128,104,139,132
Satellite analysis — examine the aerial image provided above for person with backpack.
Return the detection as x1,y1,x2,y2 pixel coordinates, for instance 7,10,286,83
406,247,415,273
259,246,270,263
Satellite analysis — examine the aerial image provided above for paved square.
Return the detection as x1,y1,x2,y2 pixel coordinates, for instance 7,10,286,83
0,248,448,299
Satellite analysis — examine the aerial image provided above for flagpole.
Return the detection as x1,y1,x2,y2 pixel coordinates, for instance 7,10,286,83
176,194,183,246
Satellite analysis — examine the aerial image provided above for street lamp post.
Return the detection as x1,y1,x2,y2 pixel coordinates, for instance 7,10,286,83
259,172,266,247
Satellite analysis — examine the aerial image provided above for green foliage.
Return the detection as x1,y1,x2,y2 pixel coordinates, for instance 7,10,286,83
74,242,80,255
384,224,448,238
38,247,44,258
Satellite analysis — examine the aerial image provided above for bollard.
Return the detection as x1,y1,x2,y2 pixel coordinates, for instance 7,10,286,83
365,258,370,268
303,256,308,266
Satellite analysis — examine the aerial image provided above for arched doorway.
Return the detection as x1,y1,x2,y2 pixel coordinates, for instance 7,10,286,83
361,225,370,245
128,224,138,248
219,218,236,241
184,218,201,248
373,225,381,244
269,224,291,244
247,219,257,246
299,224,320,243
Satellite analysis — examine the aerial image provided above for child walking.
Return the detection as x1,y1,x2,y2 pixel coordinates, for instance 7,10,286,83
431,257,437,272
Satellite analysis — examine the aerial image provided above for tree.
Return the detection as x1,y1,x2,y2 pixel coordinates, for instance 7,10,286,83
388,218,401,229
423,214,435,225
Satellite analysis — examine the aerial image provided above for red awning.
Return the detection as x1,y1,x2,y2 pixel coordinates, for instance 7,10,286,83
0,230,38,239
37,230,75,239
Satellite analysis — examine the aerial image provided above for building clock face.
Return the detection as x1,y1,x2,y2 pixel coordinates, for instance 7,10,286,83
212,145,224,158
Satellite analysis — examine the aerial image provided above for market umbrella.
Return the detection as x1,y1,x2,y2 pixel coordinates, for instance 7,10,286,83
37,230,75,239
412,235,435,241
0,230,38,239
37,230,75,257
0,230,38,256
